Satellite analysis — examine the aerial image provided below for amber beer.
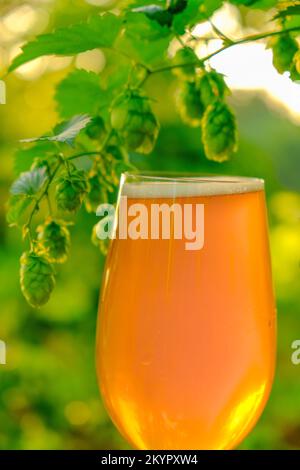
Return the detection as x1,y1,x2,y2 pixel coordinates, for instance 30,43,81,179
96,174,276,450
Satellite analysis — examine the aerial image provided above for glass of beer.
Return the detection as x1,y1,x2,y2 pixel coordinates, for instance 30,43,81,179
96,173,276,450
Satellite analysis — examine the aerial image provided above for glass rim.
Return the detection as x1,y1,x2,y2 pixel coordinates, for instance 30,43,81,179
122,171,264,184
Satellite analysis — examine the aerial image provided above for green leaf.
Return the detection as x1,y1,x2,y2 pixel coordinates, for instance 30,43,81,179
172,0,223,34
273,5,300,20
172,0,205,34
117,13,171,66
230,0,278,7
133,5,173,26
14,141,56,174
10,168,47,196
9,13,123,72
204,0,224,15
55,70,107,119
21,115,91,146
229,0,259,5
125,11,171,40
6,195,34,226
167,0,188,14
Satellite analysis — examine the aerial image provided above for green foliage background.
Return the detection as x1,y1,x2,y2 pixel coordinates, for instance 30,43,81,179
0,0,300,449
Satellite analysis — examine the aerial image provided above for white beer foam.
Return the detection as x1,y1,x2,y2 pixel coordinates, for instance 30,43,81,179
122,176,264,199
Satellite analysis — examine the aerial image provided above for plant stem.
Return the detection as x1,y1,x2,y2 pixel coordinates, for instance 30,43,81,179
68,130,114,161
26,162,61,246
148,25,300,76
67,151,104,161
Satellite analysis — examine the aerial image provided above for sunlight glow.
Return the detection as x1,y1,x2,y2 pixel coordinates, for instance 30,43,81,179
210,43,300,121
3,4,37,34
191,3,300,122
76,49,106,73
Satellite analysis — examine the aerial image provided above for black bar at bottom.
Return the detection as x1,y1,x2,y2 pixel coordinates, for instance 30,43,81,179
0,450,299,465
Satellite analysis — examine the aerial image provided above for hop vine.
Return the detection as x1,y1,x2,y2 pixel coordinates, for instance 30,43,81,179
5,0,300,307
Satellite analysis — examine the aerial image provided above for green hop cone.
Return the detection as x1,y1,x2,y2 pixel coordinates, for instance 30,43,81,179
111,89,160,154
198,69,229,108
85,116,106,141
290,62,300,81
172,48,199,81
176,81,204,127
105,145,125,161
85,173,108,213
37,219,70,263
202,101,237,162
293,50,300,76
269,33,298,75
20,251,55,307
55,168,88,213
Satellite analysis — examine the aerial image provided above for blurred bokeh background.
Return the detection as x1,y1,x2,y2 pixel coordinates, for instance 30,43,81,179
0,0,300,450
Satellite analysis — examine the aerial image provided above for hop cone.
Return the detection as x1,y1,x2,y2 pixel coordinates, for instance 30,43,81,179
198,70,228,108
111,89,160,154
269,34,298,75
55,169,88,213
293,50,300,75
37,219,70,263
86,116,106,141
85,173,108,213
105,145,124,161
20,251,55,307
176,81,204,127
202,101,237,162
172,48,199,81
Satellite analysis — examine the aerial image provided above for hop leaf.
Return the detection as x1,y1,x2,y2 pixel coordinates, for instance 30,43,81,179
172,47,199,81
9,14,123,72
198,69,229,108
37,219,70,263
20,251,55,307
21,115,91,146
132,5,173,27
111,89,160,154
269,33,298,75
6,195,33,226
85,173,108,213
55,168,88,213
202,101,238,162
230,0,258,5
167,0,188,14
10,168,47,196
125,11,171,41
31,155,58,176
176,80,204,127
85,116,107,141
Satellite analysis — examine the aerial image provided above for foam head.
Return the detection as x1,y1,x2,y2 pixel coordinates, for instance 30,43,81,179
122,176,264,199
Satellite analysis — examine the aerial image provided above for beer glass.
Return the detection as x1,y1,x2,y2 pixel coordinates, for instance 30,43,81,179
96,173,276,450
